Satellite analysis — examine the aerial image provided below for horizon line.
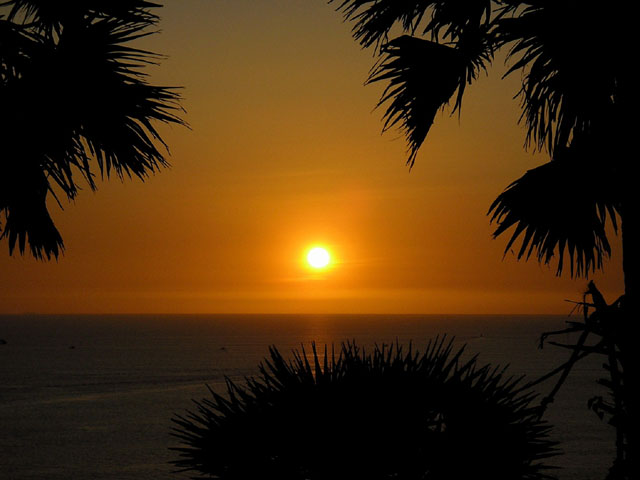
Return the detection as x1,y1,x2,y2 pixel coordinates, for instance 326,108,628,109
1,312,573,316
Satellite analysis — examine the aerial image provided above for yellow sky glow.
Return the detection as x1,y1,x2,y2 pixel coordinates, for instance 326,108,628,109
0,1,624,314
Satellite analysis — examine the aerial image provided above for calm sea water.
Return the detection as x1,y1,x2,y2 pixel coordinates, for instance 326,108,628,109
0,314,613,479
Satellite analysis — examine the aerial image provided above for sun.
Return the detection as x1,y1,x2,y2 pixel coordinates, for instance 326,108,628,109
307,247,330,269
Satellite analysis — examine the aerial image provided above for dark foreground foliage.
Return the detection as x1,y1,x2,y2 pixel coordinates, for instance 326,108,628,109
172,338,557,479
530,282,632,480
331,0,632,279
0,1,185,258
331,3,637,476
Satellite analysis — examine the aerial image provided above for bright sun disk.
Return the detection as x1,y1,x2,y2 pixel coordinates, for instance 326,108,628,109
307,247,330,269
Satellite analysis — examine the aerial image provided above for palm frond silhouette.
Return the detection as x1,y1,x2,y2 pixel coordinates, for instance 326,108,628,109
333,1,635,477
488,154,619,277
332,0,629,279
368,35,466,167
0,0,185,259
172,339,557,479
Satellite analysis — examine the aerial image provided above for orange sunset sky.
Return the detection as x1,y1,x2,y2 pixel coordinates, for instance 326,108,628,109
0,1,624,314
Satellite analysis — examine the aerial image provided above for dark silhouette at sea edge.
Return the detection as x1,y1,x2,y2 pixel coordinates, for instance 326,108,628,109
172,338,558,479
0,1,186,259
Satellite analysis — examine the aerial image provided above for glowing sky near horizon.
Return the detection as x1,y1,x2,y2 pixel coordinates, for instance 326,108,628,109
0,1,624,314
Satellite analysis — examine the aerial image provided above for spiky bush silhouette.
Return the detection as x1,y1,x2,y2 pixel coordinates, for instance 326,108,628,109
172,338,557,479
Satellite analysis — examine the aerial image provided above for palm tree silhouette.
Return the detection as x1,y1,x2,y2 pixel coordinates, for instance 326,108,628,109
332,1,634,478
0,0,185,259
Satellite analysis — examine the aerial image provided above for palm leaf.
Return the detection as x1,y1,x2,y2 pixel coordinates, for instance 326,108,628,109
488,151,619,277
332,0,494,49
0,1,184,259
1,15,64,258
499,2,620,155
2,0,162,34
0,169,63,259
54,14,185,182
334,1,496,166
368,35,465,167
424,0,493,42
332,0,433,49
368,30,495,167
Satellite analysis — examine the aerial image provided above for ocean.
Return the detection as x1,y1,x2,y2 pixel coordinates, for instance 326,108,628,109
0,314,613,479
